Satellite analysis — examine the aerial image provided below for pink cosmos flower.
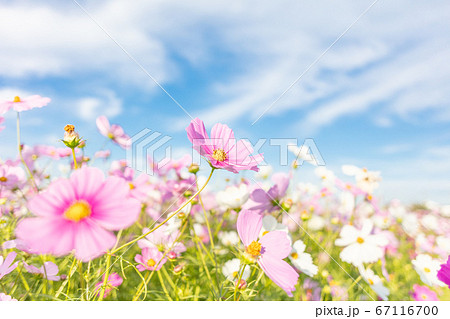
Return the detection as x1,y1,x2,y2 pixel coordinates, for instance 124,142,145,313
0,116,4,132
94,150,111,159
138,225,186,258
0,163,26,189
135,247,167,271
0,95,51,115
437,255,450,288
16,167,141,261
411,284,439,301
0,293,17,301
23,261,60,281
237,209,298,296
186,118,263,173
94,272,123,298
247,173,290,213
96,116,131,149
0,251,18,280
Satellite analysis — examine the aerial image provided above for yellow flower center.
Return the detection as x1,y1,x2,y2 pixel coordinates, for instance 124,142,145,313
291,252,299,259
107,132,114,139
147,259,156,267
356,237,365,244
422,294,427,300
64,124,75,133
13,96,21,103
424,267,431,273
129,183,135,190
212,149,227,162
368,279,374,285
246,241,262,257
0,177,7,182
232,271,238,278
64,201,91,222
262,230,269,236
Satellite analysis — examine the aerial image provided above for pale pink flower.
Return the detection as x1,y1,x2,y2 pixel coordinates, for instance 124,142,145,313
94,150,111,159
412,284,439,301
0,251,18,280
135,247,167,271
138,225,186,258
0,163,26,189
248,172,290,213
186,118,263,173
16,167,141,261
94,272,123,298
96,116,131,149
23,261,60,281
0,95,50,114
0,293,17,301
237,209,298,296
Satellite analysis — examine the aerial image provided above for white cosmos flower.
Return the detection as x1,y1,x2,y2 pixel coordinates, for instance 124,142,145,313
219,231,240,247
222,258,250,282
314,167,336,187
255,165,273,179
437,236,450,254
372,215,391,230
421,215,439,231
335,220,388,266
338,192,355,216
412,254,446,287
289,240,318,277
402,213,419,236
216,184,249,210
260,215,289,236
342,165,381,194
288,144,318,166
308,215,325,231
440,205,450,217
358,266,390,301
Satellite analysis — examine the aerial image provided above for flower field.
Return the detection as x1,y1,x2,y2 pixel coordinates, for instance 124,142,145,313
0,95,449,301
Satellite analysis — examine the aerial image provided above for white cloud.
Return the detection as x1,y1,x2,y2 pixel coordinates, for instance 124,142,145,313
77,90,123,121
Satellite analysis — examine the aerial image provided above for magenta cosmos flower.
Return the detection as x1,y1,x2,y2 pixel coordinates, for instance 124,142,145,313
248,172,290,213
437,255,450,288
186,118,263,173
0,95,50,115
96,115,131,149
95,272,123,298
0,251,18,280
411,284,438,301
16,167,141,261
237,209,298,296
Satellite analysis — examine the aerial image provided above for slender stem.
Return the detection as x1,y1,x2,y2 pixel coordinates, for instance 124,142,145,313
16,112,38,192
157,270,172,301
78,260,85,300
112,168,215,255
97,252,111,301
72,148,78,169
233,264,246,301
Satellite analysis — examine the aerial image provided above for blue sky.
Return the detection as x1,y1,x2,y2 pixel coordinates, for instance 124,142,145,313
1,0,450,203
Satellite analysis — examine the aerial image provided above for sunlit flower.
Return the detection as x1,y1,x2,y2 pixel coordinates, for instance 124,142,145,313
135,247,167,271
219,231,240,247
138,225,186,258
411,284,438,301
16,167,141,261
342,165,381,194
222,258,251,282
23,261,60,281
289,240,318,277
0,95,50,115
308,215,326,231
0,163,26,189
0,251,18,280
0,293,17,301
412,254,445,287
94,272,123,298
359,266,390,301
216,184,249,210
96,115,131,149
248,173,290,213
335,220,388,266
186,118,263,173
237,209,298,296
255,165,273,179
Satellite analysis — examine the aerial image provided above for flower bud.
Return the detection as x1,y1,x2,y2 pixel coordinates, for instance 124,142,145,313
167,251,177,260
173,264,184,274
281,199,293,211
177,212,186,219
62,124,83,149
237,279,247,290
188,163,199,174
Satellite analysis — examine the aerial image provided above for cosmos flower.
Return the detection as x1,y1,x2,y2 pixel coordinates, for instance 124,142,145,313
289,240,318,277
216,184,249,210
23,261,60,281
222,258,251,282
437,255,450,288
411,284,438,301
0,163,26,189
359,266,390,301
96,115,131,149
237,209,298,296
218,231,240,247
0,293,17,301
0,95,51,115
16,167,141,261
0,251,18,280
412,254,446,287
135,247,167,271
248,173,290,213
342,165,381,194
94,272,123,298
335,219,388,266
186,118,263,173
138,225,186,258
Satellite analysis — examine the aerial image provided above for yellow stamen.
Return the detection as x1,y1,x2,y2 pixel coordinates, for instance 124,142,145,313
422,294,427,300
368,279,374,285
107,133,114,139
232,271,238,278
64,201,91,222
147,259,156,267
262,230,269,236
212,149,227,162
424,267,431,273
0,177,7,182
129,183,135,190
64,124,75,133
246,241,262,257
356,237,364,244
291,252,298,259
13,96,21,103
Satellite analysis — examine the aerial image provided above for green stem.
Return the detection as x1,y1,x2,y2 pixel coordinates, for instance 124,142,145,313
157,270,172,301
233,264,246,301
97,252,111,301
111,168,215,254
16,112,38,192
72,148,78,169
